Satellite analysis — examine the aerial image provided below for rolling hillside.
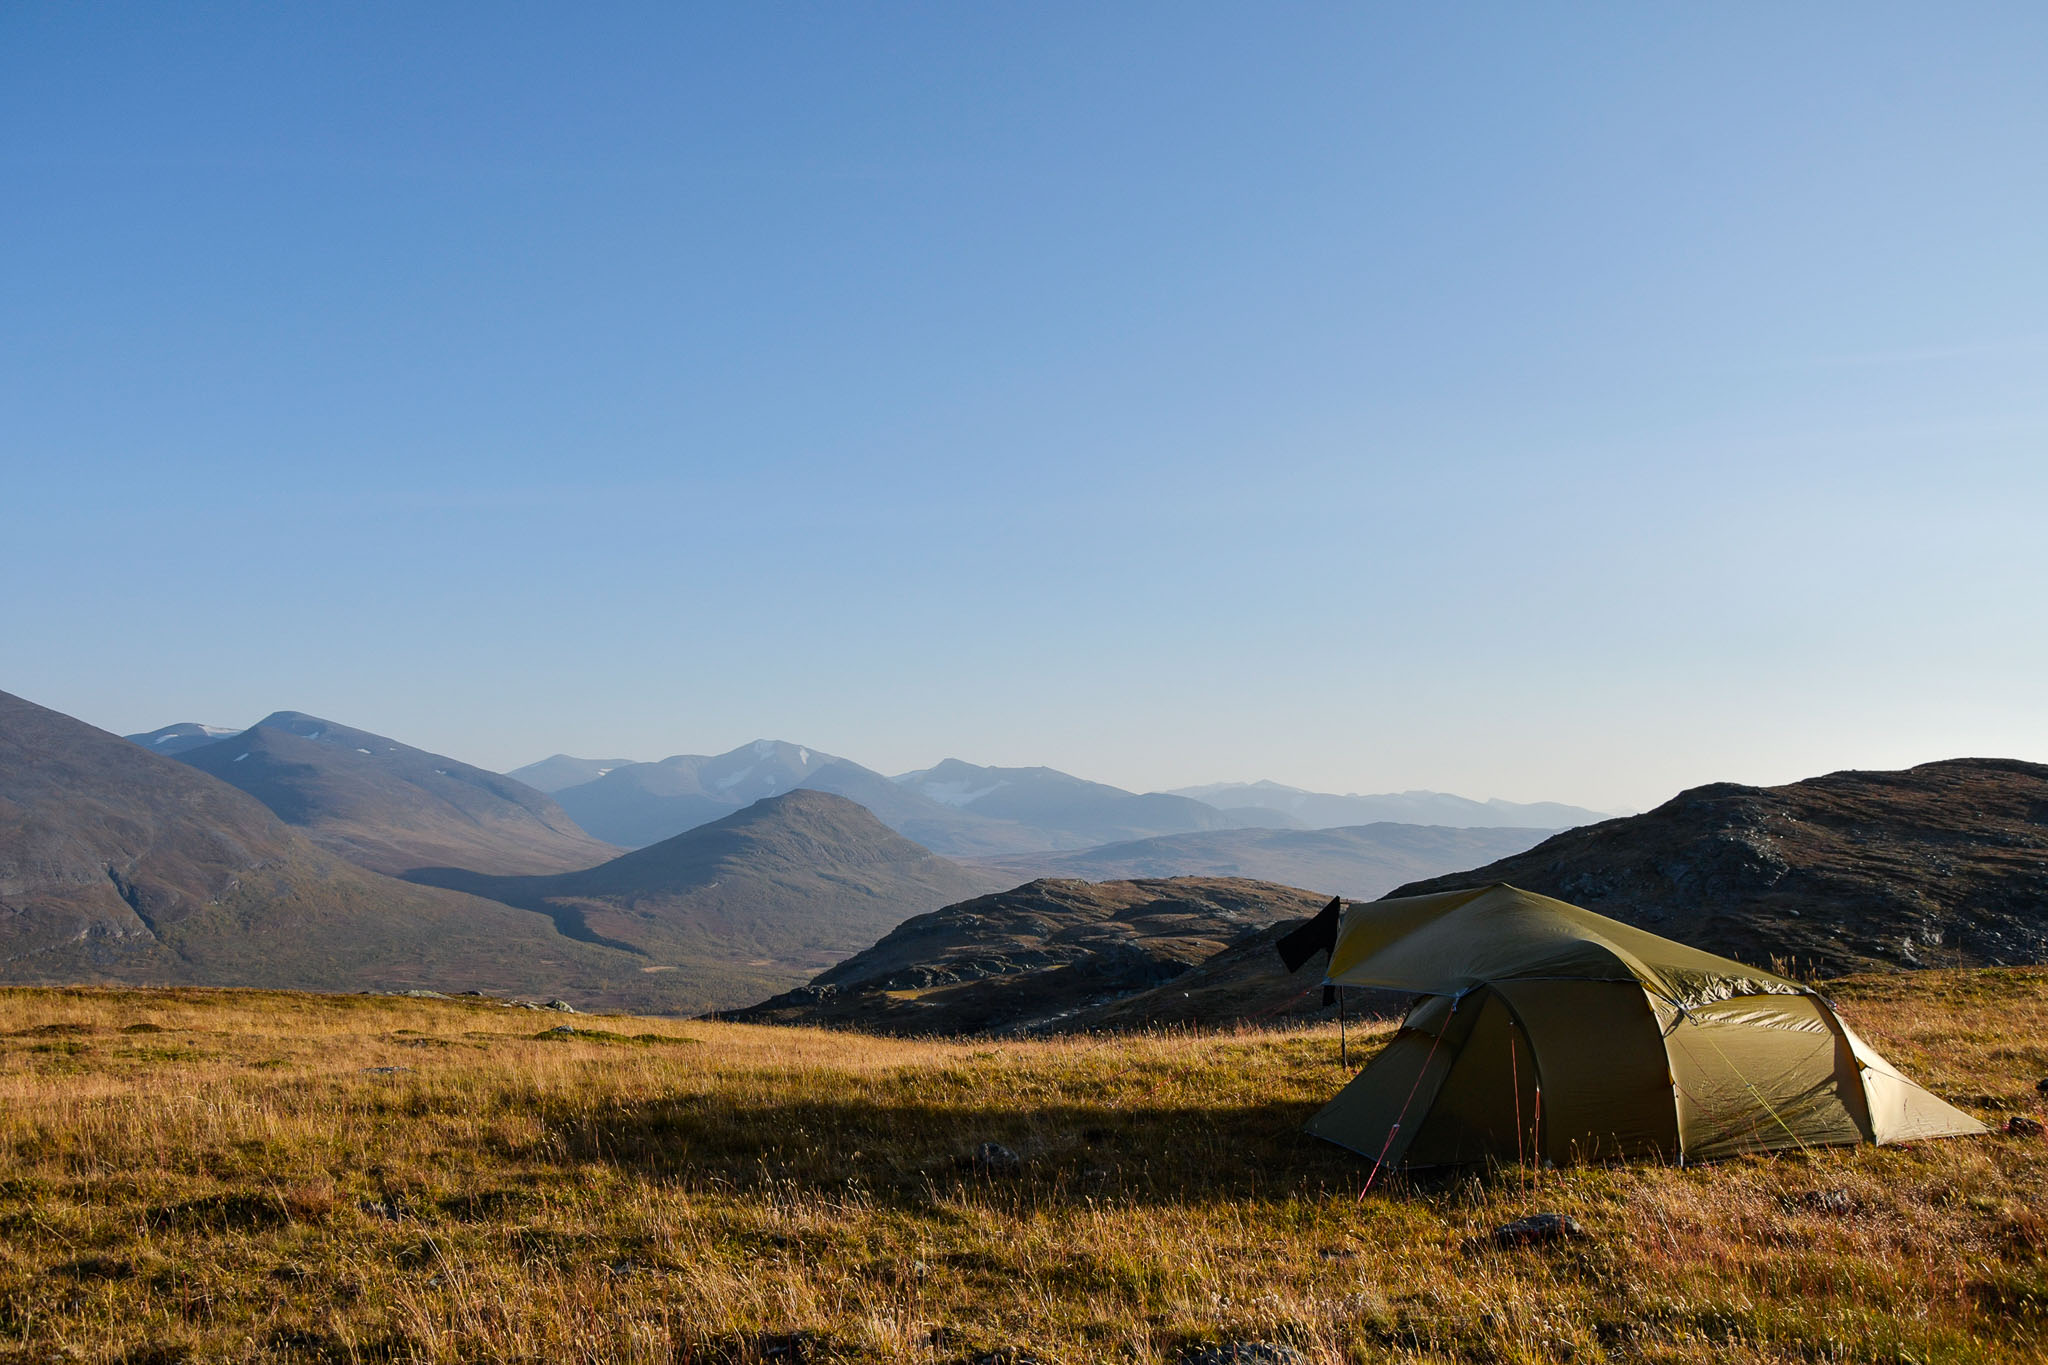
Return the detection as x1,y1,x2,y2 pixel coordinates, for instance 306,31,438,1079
414,789,1009,1007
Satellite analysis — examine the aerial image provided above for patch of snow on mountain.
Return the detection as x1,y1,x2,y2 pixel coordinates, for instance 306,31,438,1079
154,735,178,744
919,779,1008,808
714,765,755,791
356,748,372,754
233,753,249,763
798,747,810,765
751,739,775,757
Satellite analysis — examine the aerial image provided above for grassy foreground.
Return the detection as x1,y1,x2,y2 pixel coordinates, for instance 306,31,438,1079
0,972,2044,1364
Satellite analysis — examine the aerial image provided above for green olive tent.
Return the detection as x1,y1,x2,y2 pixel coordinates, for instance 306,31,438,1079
1281,884,1985,1168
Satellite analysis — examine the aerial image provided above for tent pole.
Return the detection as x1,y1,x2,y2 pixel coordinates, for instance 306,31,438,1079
1339,989,1347,1068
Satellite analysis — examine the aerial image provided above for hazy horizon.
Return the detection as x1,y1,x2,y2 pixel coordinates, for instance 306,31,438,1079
6,6,2045,814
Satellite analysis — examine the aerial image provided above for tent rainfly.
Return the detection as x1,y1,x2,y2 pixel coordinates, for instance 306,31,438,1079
1277,884,1986,1168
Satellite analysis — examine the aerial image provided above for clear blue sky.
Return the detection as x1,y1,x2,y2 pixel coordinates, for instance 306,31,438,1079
5,4,2044,812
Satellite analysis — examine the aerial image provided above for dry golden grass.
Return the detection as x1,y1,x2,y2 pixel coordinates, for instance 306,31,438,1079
0,970,2044,1364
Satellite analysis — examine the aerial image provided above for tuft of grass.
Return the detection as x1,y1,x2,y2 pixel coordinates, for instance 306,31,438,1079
0,974,2041,1362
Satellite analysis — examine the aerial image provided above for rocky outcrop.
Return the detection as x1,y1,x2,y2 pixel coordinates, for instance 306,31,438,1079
1390,759,2048,975
721,877,1331,1035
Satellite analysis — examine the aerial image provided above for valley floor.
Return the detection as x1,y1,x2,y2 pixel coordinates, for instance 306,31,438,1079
0,973,2044,1363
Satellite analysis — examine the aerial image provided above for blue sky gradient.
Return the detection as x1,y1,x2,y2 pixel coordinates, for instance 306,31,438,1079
5,4,2045,810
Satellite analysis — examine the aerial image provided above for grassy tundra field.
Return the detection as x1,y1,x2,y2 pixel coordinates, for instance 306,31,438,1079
1,973,2045,1364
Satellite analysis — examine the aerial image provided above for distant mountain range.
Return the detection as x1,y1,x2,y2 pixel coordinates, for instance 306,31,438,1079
516,746,1597,857
12,693,1015,1011
158,712,617,877
64,697,2048,1029
967,823,1557,900
76,705,1605,1012
522,745,1277,855
1167,779,1611,830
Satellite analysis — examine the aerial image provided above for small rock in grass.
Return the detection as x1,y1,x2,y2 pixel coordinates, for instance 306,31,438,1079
754,1331,826,1361
1178,1345,1309,1365
1795,1188,1856,1215
544,999,577,1013
969,1142,1022,1175
2036,1077,2048,1094
1487,1212,1588,1248
2008,1114,2044,1137
361,1065,412,1076
547,1025,575,1036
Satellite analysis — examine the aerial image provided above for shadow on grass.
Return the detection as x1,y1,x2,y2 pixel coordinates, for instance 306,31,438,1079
539,1091,1377,1208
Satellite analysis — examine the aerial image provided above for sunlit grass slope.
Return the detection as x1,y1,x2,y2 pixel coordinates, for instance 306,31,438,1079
1,971,2044,1363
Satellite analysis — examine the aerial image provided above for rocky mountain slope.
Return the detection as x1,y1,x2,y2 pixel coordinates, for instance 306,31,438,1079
0,690,701,1012
414,789,1009,1007
1388,758,2048,975
1167,780,1609,830
175,712,617,876
722,876,1331,1035
970,822,1556,900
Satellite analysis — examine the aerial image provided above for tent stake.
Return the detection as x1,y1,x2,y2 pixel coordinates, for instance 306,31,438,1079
1339,988,1347,1068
